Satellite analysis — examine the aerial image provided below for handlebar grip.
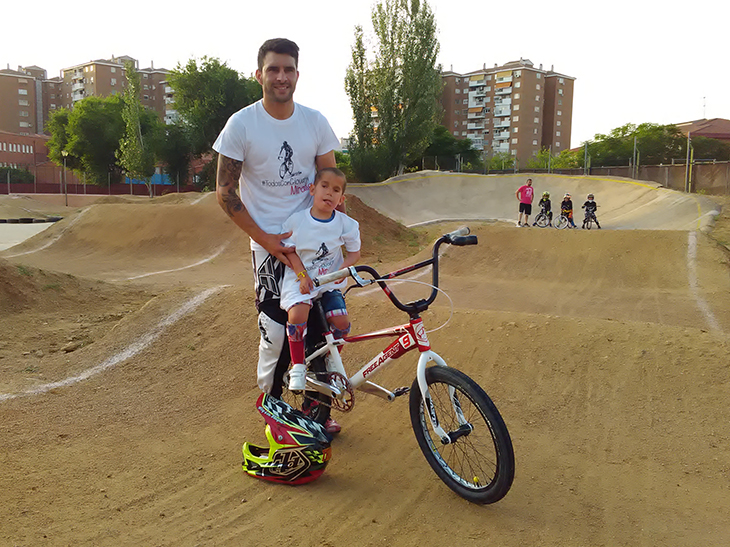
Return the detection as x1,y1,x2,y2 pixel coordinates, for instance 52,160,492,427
450,235,478,246
313,267,350,287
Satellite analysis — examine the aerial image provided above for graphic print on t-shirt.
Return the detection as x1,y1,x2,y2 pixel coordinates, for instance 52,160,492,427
277,141,302,181
309,242,336,276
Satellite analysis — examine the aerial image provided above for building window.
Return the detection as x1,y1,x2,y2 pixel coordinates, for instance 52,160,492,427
558,89,564,96
534,106,540,112
536,95,540,101
536,84,541,90
462,121,468,126
19,78,28,83
50,104,56,109
556,131,561,137
559,78,565,84
514,93,520,99
454,110,460,115
558,99,562,105
534,128,538,134
111,78,116,85
462,131,467,136
537,73,542,79
453,131,459,136
143,74,149,79
463,99,468,105
454,122,458,128
532,140,538,145
514,104,520,111
513,127,518,133
111,67,116,73
557,110,562,116
18,99,29,106
512,138,518,144
556,142,561,147
19,111,29,117
486,75,492,80
513,116,519,122
515,82,521,88
515,70,521,77
18,89,28,95
534,117,539,123
557,121,562,126
455,99,460,105
455,77,461,83
19,122,31,128
455,89,460,94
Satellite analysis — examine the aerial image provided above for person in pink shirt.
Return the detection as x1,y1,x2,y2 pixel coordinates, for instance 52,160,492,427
515,178,535,227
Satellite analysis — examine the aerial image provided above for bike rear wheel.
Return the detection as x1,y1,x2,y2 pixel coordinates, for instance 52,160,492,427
280,355,332,426
555,215,569,229
409,366,514,504
535,213,549,228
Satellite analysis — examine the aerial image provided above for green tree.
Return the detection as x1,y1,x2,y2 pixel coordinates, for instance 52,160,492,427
117,62,161,196
691,136,730,161
167,57,261,156
585,123,685,167
346,0,442,180
64,96,126,185
486,152,515,171
422,125,480,170
158,122,193,187
46,108,82,172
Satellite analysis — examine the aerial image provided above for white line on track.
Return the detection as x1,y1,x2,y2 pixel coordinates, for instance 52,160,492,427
687,231,721,333
120,241,231,281
3,206,94,258
0,285,228,403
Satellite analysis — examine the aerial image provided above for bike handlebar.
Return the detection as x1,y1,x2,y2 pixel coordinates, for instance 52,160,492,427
313,226,477,316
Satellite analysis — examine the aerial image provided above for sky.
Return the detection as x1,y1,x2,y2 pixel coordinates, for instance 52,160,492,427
3,0,729,149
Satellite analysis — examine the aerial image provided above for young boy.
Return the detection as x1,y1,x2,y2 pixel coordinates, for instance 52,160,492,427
581,193,601,229
561,193,577,228
533,191,553,226
280,167,361,396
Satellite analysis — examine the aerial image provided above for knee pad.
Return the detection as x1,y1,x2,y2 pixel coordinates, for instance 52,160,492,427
286,322,307,342
331,323,351,340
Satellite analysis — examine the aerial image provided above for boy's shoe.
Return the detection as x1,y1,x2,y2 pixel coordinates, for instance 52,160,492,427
324,417,342,434
288,363,307,392
516,222,522,227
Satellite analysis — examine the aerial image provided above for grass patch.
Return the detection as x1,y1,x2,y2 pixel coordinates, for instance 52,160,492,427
43,283,61,291
16,265,33,277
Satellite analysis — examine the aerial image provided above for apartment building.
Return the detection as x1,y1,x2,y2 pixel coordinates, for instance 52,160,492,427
441,58,575,167
0,67,41,135
0,129,50,171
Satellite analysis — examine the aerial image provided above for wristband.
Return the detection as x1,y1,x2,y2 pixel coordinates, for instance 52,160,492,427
297,271,307,279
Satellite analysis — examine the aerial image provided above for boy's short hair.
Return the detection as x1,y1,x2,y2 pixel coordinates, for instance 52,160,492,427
258,38,299,70
314,167,347,191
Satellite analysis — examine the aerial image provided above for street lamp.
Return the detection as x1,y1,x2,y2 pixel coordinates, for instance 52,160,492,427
61,150,68,207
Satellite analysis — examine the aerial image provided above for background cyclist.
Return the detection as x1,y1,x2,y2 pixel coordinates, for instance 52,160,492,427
582,193,601,229
534,191,553,226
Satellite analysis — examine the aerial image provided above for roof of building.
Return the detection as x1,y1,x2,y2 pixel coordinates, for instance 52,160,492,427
675,118,730,140
0,68,30,77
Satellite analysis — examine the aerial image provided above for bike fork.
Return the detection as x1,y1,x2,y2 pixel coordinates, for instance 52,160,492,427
416,351,469,445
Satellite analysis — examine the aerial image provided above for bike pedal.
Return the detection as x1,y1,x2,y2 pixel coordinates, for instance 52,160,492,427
393,387,410,397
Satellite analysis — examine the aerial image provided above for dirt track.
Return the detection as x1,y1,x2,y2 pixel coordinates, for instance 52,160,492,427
1,177,729,547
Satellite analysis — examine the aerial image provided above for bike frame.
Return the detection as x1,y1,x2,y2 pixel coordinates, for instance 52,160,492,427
304,229,476,444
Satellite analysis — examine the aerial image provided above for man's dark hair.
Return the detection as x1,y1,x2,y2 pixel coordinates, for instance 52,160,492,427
257,38,300,71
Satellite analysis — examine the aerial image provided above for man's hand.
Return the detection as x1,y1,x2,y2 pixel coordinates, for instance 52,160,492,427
256,231,296,269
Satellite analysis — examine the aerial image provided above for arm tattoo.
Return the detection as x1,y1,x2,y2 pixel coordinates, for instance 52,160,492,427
217,156,244,218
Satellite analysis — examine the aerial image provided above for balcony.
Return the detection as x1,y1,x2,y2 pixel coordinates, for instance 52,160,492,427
467,123,485,130
495,87,512,95
72,82,85,92
494,107,511,117
492,142,510,153
494,97,511,106
472,87,487,97
469,79,486,87
468,112,485,120
494,131,510,140
165,86,173,94
496,76,513,84
494,119,511,128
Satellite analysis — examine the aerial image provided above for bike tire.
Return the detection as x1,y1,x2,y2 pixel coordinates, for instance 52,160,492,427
535,213,549,228
280,354,332,426
585,218,593,230
409,366,515,504
555,215,569,230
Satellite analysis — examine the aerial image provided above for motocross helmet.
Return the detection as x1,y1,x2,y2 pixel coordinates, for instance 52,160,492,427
242,393,332,485
587,193,594,200
542,191,550,198
564,193,571,199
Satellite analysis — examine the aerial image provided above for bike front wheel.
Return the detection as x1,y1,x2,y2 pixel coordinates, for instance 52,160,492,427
409,366,514,504
554,215,569,229
584,218,593,230
534,213,549,228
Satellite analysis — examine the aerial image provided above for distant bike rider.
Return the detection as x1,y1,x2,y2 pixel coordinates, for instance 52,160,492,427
533,191,553,226
581,193,601,229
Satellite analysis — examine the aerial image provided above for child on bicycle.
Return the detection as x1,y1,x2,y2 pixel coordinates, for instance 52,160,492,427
581,193,601,229
279,167,361,400
561,193,577,228
533,191,553,226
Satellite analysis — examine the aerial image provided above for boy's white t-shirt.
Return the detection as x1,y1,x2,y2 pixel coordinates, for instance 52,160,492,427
279,209,361,311
212,100,340,252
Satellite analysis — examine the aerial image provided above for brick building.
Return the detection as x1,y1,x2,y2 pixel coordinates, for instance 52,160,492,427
441,58,575,168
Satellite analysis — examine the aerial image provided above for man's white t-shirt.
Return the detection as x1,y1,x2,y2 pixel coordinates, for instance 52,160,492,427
279,209,361,311
212,100,339,252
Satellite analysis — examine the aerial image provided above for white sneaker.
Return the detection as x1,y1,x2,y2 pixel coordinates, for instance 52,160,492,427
288,363,307,391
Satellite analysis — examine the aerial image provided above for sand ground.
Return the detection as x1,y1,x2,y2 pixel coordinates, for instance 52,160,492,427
1,174,729,547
